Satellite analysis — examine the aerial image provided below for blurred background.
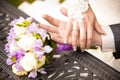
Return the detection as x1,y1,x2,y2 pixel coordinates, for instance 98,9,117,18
6,0,67,24
7,0,65,7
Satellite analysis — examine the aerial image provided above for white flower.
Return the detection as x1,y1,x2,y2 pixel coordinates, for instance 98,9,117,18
20,52,45,72
44,45,53,53
12,64,27,76
20,52,37,72
14,25,26,37
17,35,35,51
9,42,19,53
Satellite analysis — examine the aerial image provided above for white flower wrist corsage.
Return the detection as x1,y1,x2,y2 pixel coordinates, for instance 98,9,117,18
67,0,89,25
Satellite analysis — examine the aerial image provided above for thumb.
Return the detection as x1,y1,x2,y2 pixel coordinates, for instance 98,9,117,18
95,20,106,35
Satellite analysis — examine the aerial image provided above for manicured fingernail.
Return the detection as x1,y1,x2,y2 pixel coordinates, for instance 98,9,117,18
81,49,85,52
87,46,90,49
64,39,67,44
73,47,77,51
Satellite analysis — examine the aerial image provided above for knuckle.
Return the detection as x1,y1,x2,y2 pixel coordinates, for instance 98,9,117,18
87,37,92,41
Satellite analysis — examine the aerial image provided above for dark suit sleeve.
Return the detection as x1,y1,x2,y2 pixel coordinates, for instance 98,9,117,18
110,24,120,59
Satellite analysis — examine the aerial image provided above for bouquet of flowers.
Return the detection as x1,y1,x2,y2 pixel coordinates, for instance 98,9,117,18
4,17,57,78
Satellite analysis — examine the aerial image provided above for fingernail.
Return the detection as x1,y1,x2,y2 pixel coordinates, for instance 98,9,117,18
81,49,85,52
64,39,67,44
73,47,77,51
87,46,90,49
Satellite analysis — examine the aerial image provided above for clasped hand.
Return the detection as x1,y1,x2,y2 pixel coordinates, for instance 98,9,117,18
39,6,105,51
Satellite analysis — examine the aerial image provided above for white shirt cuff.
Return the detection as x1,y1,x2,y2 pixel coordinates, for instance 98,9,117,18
101,25,115,52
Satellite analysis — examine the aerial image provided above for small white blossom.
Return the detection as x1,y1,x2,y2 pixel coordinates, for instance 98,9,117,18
9,43,19,53
20,52,37,72
17,35,35,51
20,52,46,72
44,45,53,53
14,25,26,37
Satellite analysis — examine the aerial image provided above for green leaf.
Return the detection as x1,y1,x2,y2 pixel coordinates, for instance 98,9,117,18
44,37,57,64
33,33,41,39
26,0,35,4
14,38,20,41
59,0,65,3
7,0,35,7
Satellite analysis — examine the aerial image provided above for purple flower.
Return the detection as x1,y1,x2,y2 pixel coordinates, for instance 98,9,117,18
37,28,50,40
7,49,25,65
33,39,53,59
10,19,18,26
12,49,25,60
28,70,37,78
28,68,46,78
15,62,23,71
38,68,46,74
28,22,38,33
33,39,44,59
5,43,10,53
28,23,49,40
10,17,25,26
6,58,14,65
56,43,73,53
7,28,16,42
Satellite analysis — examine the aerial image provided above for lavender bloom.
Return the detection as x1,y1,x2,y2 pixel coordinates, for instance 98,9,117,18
7,28,16,42
33,39,53,59
10,19,18,26
56,43,73,53
37,28,50,40
10,17,24,26
38,68,47,74
12,49,25,60
7,49,25,65
6,58,14,65
15,62,23,71
28,23,49,40
5,43,10,53
28,68,47,79
33,39,44,59
28,70,37,79
28,22,38,33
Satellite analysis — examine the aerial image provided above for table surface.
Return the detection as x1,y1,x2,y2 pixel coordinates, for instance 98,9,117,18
0,0,120,80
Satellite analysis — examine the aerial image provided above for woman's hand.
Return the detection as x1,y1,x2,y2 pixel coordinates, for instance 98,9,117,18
61,6,105,51
39,14,102,49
